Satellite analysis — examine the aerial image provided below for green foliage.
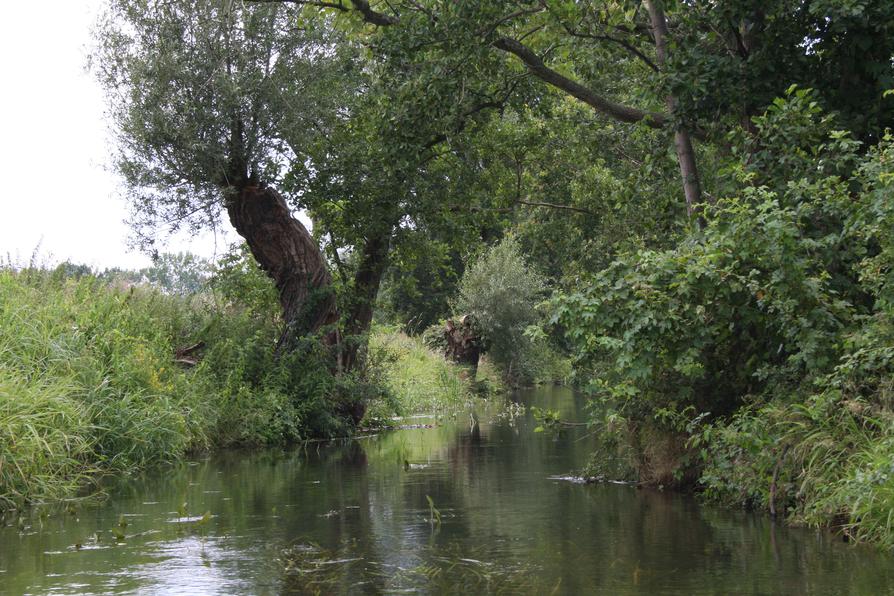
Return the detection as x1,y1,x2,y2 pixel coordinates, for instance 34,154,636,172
453,237,550,385
377,237,463,335
555,187,852,417
0,371,94,509
209,244,280,323
530,406,561,434
666,0,894,141
696,314,894,545
365,327,482,423
694,135,894,542
140,252,211,296
0,253,371,510
0,270,206,508
553,91,894,543
92,0,345,247
82,0,894,549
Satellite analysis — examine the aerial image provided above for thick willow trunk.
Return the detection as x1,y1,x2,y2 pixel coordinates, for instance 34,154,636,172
444,316,482,373
226,185,339,351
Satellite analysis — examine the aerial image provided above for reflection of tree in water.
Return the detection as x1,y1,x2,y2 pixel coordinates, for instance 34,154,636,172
5,387,894,595
280,388,894,595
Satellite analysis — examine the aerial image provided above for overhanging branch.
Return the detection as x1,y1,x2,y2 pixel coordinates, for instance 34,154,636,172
249,0,397,25
492,37,666,128
249,1,669,128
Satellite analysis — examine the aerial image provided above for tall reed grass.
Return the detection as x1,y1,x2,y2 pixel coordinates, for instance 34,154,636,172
0,271,484,510
0,268,329,509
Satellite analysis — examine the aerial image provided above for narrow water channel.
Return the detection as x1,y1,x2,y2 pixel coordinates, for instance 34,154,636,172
2,386,893,595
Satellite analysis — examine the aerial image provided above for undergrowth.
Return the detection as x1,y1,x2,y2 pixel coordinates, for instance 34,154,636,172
0,265,488,510
554,92,894,547
0,265,357,510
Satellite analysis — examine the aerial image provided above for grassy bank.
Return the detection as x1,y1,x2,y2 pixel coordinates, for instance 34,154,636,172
0,271,490,511
364,327,503,425
0,269,317,510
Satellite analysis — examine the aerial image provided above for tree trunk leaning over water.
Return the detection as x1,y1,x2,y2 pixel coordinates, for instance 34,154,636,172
226,185,339,352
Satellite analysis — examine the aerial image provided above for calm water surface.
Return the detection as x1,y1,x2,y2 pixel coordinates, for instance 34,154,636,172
2,386,893,595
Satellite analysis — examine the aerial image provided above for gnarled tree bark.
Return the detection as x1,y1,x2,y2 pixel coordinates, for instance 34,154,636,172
226,185,339,351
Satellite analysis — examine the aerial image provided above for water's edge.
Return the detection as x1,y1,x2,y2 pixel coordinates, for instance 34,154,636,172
2,386,892,595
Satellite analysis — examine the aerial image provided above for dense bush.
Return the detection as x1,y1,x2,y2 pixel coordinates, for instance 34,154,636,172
553,90,894,543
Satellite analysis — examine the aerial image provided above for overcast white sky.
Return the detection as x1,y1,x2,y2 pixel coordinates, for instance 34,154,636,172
0,1,239,270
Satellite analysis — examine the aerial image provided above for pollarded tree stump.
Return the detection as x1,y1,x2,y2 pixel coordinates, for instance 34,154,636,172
444,315,482,374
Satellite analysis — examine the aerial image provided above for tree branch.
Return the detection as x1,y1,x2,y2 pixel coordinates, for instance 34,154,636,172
325,230,350,285
422,78,522,152
449,200,594,216
478,7,545,38
349,0,399,25
516,199,594,215
644,0,703,216
249,0,397,25
252,1,667,129
492,37,666,128
251,0,350,11
557,22,659,72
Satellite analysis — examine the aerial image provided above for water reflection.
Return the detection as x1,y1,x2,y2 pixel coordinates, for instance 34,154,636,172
2,387,893,595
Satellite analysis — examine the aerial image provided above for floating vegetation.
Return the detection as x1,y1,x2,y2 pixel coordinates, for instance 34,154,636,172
279,540,552,594
426,495,442,527
491,400,525,425
547,474,635,486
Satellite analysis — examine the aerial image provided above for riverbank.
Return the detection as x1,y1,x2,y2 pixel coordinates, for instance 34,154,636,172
0,271,483,511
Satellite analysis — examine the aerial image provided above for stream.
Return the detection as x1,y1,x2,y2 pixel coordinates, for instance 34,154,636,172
2,386,893,595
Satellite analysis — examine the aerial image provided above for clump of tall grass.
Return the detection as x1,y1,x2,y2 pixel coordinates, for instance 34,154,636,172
365,327,492,423
0,264,344,510
0,371,94,509
696,319,894,547
0,269,215,508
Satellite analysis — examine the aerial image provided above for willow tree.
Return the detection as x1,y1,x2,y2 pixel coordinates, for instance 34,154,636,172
93,0,352,351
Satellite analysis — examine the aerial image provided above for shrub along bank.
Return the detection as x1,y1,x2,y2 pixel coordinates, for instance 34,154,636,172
0,266,480,511
553,91,894,546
